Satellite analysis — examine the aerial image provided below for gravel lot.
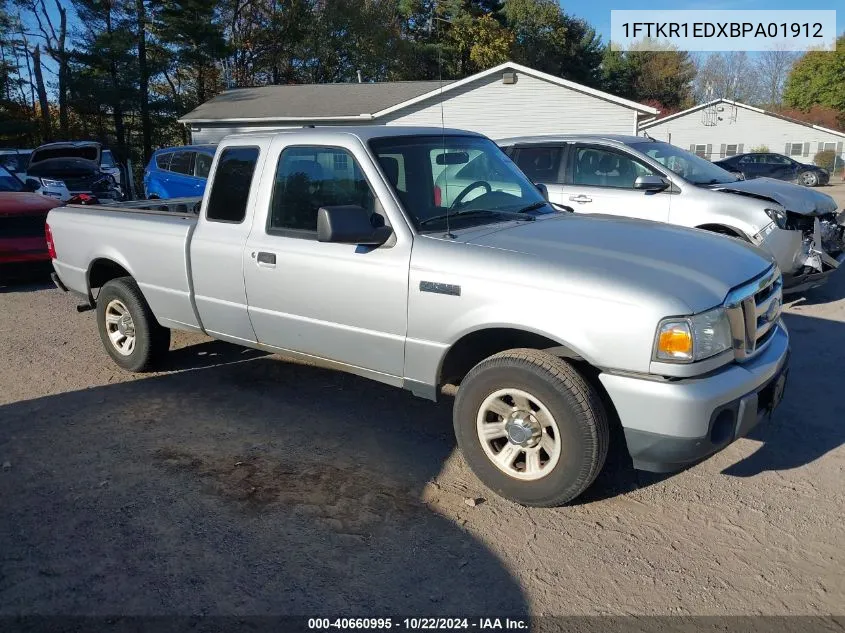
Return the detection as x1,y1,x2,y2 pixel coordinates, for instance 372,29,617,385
1,196,844,617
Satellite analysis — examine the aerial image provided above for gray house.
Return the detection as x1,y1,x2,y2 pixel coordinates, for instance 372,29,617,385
178,62,658,144
640,99,845,164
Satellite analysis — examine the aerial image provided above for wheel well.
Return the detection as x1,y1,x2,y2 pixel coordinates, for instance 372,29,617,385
88,258,131,290
439,328,582,388
697,224,746,240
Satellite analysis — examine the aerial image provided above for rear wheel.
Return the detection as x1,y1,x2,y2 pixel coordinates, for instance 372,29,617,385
800,171,819,187
96,277,170,372
453,349,609,507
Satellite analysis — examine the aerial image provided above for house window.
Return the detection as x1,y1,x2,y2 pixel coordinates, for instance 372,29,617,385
789,142,804,156
693,144,707,158
333,152,348,172
725,144,738,157
823,142,836,152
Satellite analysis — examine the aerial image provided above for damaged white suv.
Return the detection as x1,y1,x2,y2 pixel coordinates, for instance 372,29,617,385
498,135,845,293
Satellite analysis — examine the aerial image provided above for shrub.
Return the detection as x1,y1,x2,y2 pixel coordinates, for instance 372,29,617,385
749,145,769,153
813,149,836,172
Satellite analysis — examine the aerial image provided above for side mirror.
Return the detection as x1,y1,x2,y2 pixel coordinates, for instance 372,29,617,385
317,205,393,246
24,178,40,192
535,183,549,201
633,175,669,192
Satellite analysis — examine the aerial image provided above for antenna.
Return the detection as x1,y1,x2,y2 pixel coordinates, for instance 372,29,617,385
434,6,454,239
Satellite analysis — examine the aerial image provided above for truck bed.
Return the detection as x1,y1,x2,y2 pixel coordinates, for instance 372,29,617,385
47,202,202,332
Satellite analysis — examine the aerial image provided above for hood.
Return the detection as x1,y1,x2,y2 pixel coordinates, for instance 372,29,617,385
0,191,63,215
710,177,838,215
27,158,100,178
460,214,773,314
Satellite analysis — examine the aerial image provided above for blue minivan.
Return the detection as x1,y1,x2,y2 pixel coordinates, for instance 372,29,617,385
143,145,216,199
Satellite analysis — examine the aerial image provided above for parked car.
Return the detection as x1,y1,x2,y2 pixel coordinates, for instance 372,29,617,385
48,126,789,507
0,186,62,280
0,164,71,202
714,152,830,187
143,145,216,199
0,149,33,180
27,141,123,201
498,135,845,293
100,148,123,185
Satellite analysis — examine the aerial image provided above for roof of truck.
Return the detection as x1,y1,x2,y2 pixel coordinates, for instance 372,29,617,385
496,134,650,146
222,126,485,143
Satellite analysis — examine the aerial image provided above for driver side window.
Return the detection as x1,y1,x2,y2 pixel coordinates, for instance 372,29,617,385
268,146,376,238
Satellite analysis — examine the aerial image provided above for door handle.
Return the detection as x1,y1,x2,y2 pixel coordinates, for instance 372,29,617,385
256,252,276,266
569,195,592,203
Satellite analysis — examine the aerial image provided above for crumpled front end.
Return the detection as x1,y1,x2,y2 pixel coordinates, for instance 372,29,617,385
784,210,845,293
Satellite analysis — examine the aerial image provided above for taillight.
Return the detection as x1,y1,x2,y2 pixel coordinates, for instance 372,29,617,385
45,222,57,259
434,185,442,207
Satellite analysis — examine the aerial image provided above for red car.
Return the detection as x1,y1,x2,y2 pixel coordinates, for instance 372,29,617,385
0,166,63,280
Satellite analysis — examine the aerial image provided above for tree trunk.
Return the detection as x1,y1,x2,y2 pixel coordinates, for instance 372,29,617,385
55,0,68,136
31,45,52,141
136,0,152,163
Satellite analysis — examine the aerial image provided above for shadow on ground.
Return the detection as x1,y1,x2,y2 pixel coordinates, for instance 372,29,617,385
0,354,527,616
721,307,845,477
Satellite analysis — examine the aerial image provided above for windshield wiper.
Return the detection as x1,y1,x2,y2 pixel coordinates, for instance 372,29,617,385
515,201,549,214
418,209,536,228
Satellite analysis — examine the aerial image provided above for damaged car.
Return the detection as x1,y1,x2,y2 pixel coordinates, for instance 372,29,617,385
498,135,845,293
25,141,123,202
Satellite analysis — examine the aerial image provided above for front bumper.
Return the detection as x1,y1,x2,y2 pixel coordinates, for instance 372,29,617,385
599,323,790,473
759,218,845,293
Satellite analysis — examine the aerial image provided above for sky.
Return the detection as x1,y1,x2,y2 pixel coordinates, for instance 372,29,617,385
561,0,843,45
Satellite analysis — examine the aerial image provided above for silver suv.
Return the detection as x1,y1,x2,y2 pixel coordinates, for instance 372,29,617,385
497,135,845,293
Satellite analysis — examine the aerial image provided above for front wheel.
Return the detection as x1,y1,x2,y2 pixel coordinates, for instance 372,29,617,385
96,277,170,372
453,349,609,507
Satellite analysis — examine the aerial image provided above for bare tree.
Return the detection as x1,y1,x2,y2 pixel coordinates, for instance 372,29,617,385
693,52,762,104
18,0,69,134
755,48,797,108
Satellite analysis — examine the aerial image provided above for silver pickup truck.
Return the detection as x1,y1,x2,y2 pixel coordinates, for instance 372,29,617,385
47,126,790,506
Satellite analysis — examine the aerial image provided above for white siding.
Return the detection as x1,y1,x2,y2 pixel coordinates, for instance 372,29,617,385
381,73,638,139
644,103,845,162
188,71,645,144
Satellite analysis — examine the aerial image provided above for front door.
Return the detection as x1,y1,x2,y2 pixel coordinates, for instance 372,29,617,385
557,144,671,223
243,142,410,378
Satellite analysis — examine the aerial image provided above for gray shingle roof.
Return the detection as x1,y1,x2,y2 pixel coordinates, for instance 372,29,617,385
179,80,454,123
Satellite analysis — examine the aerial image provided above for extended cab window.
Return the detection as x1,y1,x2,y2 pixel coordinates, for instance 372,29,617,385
572,146,656,189
268,146,374,236
206,146,260,223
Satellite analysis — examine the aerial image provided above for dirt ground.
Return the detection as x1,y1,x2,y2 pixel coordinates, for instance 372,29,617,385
1,222,844,616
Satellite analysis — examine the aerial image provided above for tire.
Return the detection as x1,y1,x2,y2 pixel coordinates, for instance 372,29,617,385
800,171,819,187
453,349,609,507
96,276,170,372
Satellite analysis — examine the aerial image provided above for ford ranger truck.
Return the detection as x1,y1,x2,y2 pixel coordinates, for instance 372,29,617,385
47,127,790,507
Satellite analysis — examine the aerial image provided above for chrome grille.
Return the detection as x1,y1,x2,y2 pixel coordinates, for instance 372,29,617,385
725,266,782,362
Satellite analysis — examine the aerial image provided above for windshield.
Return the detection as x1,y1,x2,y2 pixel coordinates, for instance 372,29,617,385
0,165,24,192
369,135,552,231
630,141,739,185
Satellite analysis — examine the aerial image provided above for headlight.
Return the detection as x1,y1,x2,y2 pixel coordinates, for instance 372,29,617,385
654,306,733,363
40,178,65,188
764,207,787,229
